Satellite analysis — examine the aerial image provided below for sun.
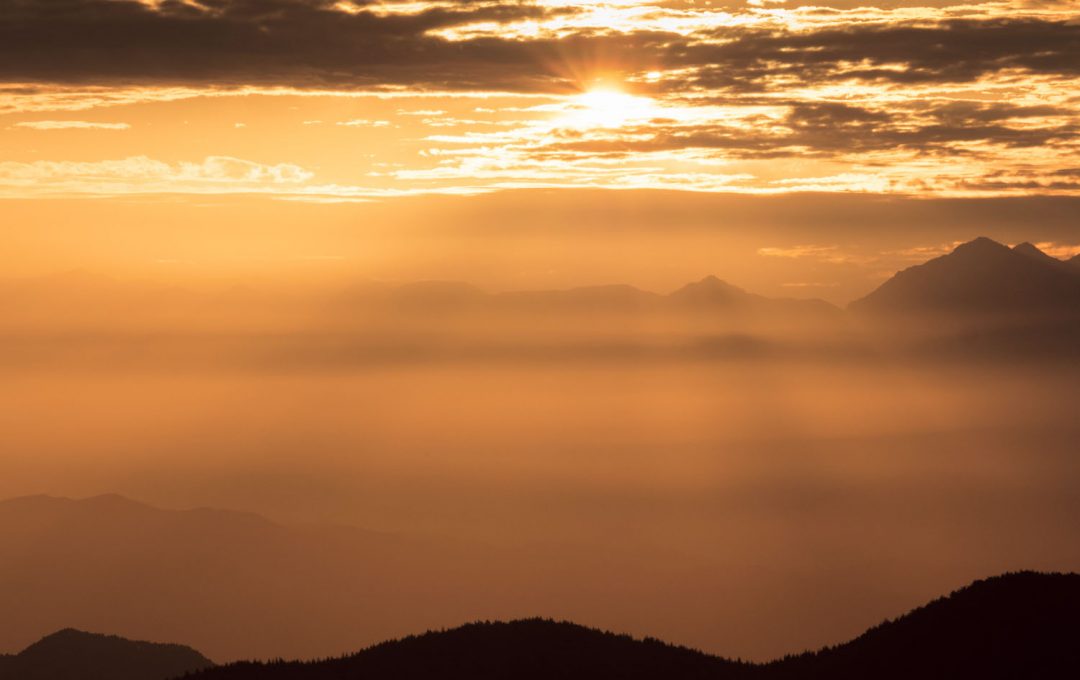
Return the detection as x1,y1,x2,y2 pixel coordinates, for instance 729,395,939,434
558,87,660,129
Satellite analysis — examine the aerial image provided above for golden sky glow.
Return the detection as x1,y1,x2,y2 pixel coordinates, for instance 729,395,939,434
0,0,1077,200
1,0,1078,298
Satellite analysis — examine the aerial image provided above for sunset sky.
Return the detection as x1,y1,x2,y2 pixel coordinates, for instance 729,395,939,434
3,2,1080,664
2,0,1079,299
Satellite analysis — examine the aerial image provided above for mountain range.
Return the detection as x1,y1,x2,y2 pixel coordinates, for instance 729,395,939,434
185,572,1080,679
340,274,844,327
3,238,1077,332
6,572,1076,680
320,238,1080,322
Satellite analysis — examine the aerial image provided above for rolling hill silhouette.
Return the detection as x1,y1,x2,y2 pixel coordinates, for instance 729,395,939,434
183,572,1079,680
769,571,1080,679
850,238,1080,316
190,619,749,680
0,628,212,680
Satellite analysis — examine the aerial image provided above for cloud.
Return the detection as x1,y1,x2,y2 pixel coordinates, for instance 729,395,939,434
757,244,884,266
1,1,1076,94
0,0,573,91
757,245,842,260
756,245,881,266
505,96,1078,165
673,19,1080,93
337,119,392,127
2,2,1079,197
0,155,316,196
1034,242,1080,259
11,120,131,130
886,241,967,261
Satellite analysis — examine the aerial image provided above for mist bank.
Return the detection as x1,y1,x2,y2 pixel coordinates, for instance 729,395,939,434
3,237,1077,369
3,358,1079,662
5,193,1080,307
2,236,1077,662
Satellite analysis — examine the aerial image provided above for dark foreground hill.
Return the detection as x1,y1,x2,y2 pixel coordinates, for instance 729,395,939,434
189,620,750,680
187,572,1078,680
768,570,1080,679
0,628,213,680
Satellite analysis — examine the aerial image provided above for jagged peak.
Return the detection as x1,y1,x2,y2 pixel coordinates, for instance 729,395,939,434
951,236,1010,256
696,274,740,288
1012,241,1068,265
672,275,747,295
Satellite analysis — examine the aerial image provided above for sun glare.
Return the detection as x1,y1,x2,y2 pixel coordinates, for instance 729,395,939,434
559,88,660,129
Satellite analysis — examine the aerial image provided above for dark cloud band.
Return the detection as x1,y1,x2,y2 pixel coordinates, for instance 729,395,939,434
1,1,1078,92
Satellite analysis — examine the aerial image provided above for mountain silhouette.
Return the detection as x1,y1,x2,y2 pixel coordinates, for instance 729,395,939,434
665,277,841,323
8,242,1078,333
185,572,1078,680
769,571,1080,679
2,497,1078,677
668,276,757,307
0,628,212,680
190,619,748,680
365,276,839,321
849,237,1080,316
1012,241,1071,269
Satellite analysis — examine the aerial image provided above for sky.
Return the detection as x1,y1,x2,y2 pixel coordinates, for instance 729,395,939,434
1,0,1079,296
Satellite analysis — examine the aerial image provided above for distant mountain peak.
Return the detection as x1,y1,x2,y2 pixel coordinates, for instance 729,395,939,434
693,274,743,290
668,276,753,305
962,235,1005,248
948,236,1013,259
1011,241,1066,266
850,235,1080,316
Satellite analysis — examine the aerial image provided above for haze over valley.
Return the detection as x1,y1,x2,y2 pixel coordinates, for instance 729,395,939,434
3,0,1079,675
2,238,1079,664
